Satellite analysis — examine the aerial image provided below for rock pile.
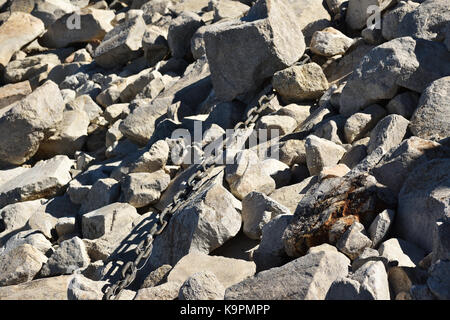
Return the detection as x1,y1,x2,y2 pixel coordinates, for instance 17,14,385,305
0,0,448,300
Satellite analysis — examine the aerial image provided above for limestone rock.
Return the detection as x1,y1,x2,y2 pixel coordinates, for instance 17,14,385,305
368,209,395,248
121,170,170,208
0,81,32,110
310,27,354,57
367,114,409,154
178,271,225,300
167,11,204,59
378,238,426,267
0,275,72,300
336,222,373,260
305,135,346,176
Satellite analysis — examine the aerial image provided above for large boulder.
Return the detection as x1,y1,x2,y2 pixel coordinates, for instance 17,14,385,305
339,37,450,115
39,8,115,48
224,250,350,300
0,155,74,208
410,76,450,141
0,81,65,165
396,159,450,252
203,0,305,100
0,12,45,67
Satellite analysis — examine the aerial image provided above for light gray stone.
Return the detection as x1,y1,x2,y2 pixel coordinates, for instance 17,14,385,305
368,209,395,248
344,104,387,144
310,27,354,57
378,238,426,267
337,222,373,260
80,178,121,214
178,271,225,300
367,114,409,154
121,170,170,208
168,11,204,59
386,91,419,119
305,135,347,176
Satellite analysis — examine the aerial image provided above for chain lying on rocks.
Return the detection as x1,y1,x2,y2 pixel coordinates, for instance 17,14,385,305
103,54,310,300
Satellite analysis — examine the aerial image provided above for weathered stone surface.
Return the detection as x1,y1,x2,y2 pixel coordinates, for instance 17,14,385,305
378,238,426,267
241,191,290,240
0,275,72,300
285,0,331,43
256,115,297,138
80,178,121,214
142,25,169,66
410,76,450,141
352,260,390,300
141,264,172,288
0,156,73,208
336,222,373,260
0,12,45,67
94,15,146,68
26,210,58,239
167,11,204,59
121,170,170,208
39,8,115,48
149,180,241,268
344,104,387,144
381,1,419,41
310,27,354,57
204,0,305,100
0,81,32,110
367,115,409,154
432,217,450,263
371,136,441,194
386,91,419,119
368,209,395,248
1,229,52,256
40,237,90,277
0,81,65,165
67,274,108,300
253,214,293,271
135,281,180,300
283,173,396,257
269,176,318,213
167,251,256,289
396,0,450,41
346,0,395,30
225,250,350,300
178,271,225,300
340,37,450,115
0,244,47,286
396,158,450,252
273,63,329,103
225,150,276,200
305,135,346,176
427,260,450,300
278,139,307,166
0,200,43,241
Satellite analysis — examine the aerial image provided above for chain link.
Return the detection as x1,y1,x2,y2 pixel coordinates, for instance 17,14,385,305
103,54,310,299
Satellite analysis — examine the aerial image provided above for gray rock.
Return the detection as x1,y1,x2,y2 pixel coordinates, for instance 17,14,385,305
0,81,32,110
381,1,419,41
352,247,387,271
241,192,290,240
269,176,318,214
378,238,426,267
55,217,77,239
410,76,450,141
352,260,390,300
371,136,441,194
432,218,450,263
135,281,180,300
149,180,241,268
396,158,450,252
225,250,350,300
0,244,47,286
340,37,450,115
94,15,146,68
367,114,409,154
346,0,395,30
167,11,204,58
225,150,276,200
40,236,90,276
167,251,256,289
0,12,45,68
80,178,121,214
253,214,293,271
396,0,450,41
336,222,373,260
26,210,58,239
212,0,250,22
121,170,170,208
344,104,387,144
0,81,65,165
141,264,172,288
178,271,225,300
427,260,450,300
39,8,115,48
0,156,73,208
1,230,52,256
0,200,44,241
261,158,291,188
278,139,307,166
0,275,72,300
310,27,354,57
305,135,347,176
256,115,297,138
386,91,419,119
81,202,140,240
272,63,329,103
142,25,169,66
204,0,305,100
325,277,364,300
67,274,108,300
368,209,395,248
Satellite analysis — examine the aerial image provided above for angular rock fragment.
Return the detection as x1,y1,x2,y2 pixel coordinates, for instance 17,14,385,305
336,222,373,260
167,11,204,59
178,271,225,300
121,170,170,208
310,27,354,57
0,81,32,110
0,81,65,165
204,0,305,100
368,209,395,248
305,135,346,176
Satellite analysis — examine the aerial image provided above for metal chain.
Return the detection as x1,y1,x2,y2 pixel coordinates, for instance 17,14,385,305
103,54,310,300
